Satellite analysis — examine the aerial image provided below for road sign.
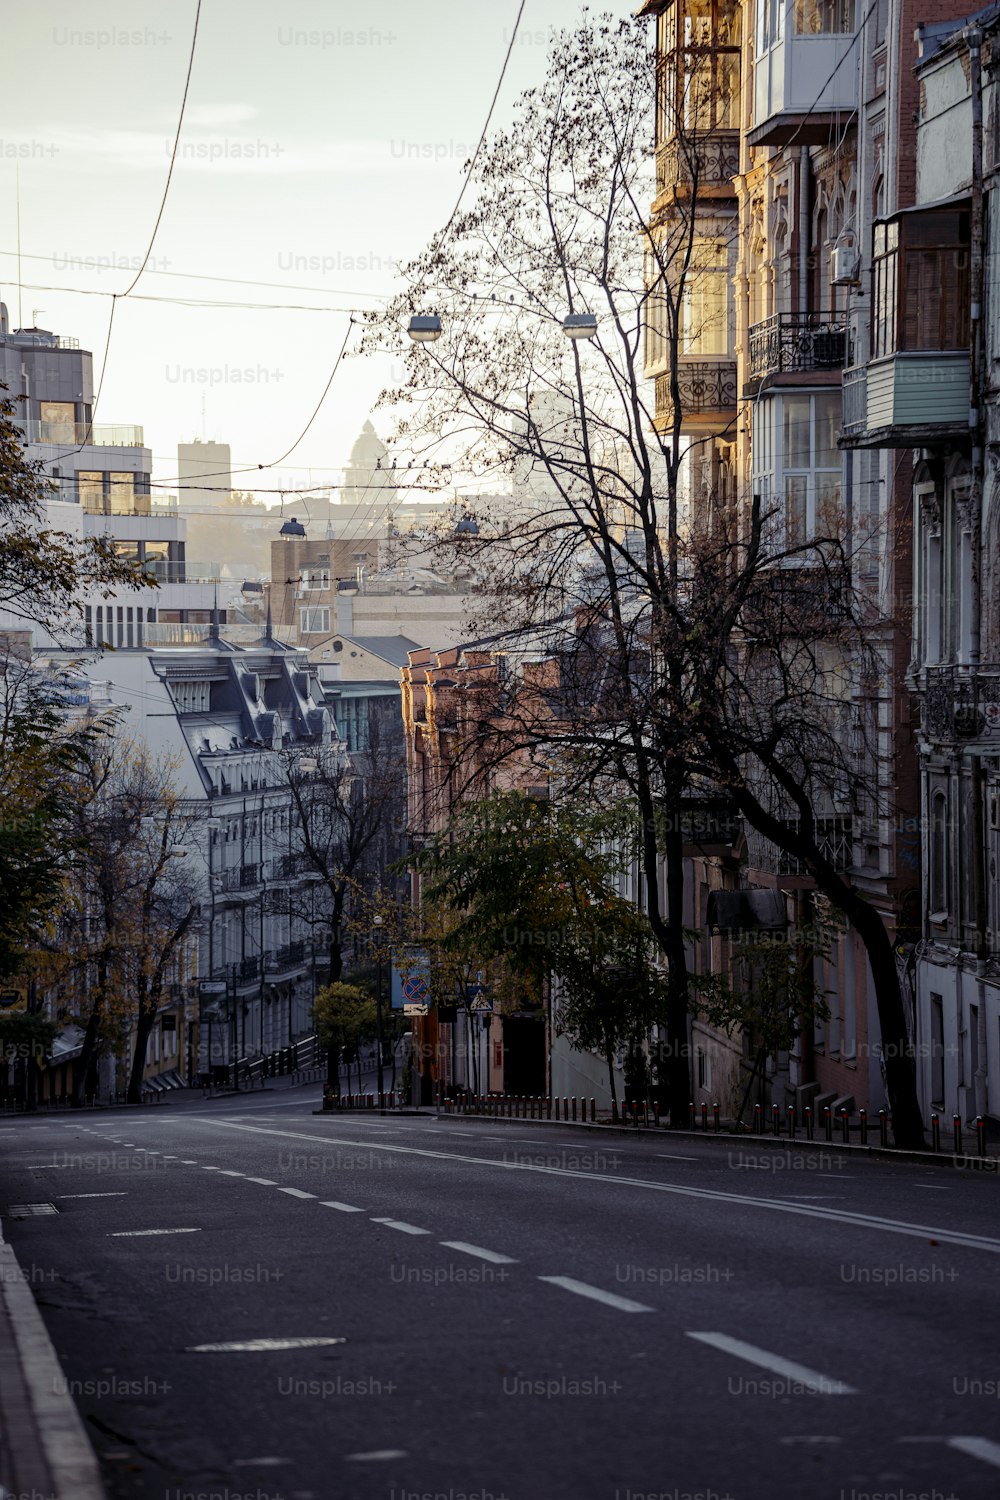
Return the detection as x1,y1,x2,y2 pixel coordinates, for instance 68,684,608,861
0,988,26,1014
403,1004,429,1017
391,948,431,1010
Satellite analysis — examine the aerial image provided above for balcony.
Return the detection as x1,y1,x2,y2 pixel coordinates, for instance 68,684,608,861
655,131,739,199
839,353,970,448
750,0,859,148
265,941,308,978
654,358,737,437
920,666,1000,744
21,420,145,448
746,815,854,878
745,312,846,395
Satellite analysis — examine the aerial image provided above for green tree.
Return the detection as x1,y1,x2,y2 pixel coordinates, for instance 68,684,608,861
313,981,376,1097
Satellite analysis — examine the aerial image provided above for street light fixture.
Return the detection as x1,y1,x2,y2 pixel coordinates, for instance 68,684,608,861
407,314,442,343
562,312,598,340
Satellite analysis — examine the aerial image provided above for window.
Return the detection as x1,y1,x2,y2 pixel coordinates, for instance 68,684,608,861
657,0,740,143
872,208,970,359
300,567,331,591
39,401,76,443
697,1046,712,1090
79,471,105,513
930,789,949,917
930,993,945,1106
755,0,784,49
793,0,854,33
680,236,735,356
299,607,331,635
109,472,136,514
752,391,843,550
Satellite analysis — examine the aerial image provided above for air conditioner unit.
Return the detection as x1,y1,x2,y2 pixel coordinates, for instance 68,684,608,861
830,243,860,286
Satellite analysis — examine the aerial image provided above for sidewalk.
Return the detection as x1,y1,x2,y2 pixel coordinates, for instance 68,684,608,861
0,1226,105,1500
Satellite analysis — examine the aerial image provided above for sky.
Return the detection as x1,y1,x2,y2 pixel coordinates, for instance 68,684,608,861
1,0,603,507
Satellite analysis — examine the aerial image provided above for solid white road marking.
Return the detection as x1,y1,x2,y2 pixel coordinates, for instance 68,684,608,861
320,1201,364,1212
277,1187,316,1199
948,1437,1000,1469
655,1153,700,1162
440,1240,517,1265
370,1217,429,1235
58,1193,128,1200
198,1119,1000,1256
187,1337,346,1353
538,1276,653,1313
345,1450,408,1461
685,1332,856,1394
110,1228,202,1238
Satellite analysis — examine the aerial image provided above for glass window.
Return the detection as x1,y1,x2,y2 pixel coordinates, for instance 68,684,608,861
782,395,811,468
39,401,76,443
109,472,136,514
930,790,948,914
784,475,808,546
79,471,105,513
680,236,734,355
793,0,854,33
658,0,741,140
299,607,331,635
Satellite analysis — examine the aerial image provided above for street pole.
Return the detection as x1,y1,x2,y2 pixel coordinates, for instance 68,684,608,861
231,963,240,1091
374,914,385,1101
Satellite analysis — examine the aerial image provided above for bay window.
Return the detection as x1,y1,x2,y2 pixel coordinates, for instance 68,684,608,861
752,391,844,550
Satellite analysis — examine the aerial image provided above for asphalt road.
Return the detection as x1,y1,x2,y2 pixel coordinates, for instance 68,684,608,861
1,1084,999,1500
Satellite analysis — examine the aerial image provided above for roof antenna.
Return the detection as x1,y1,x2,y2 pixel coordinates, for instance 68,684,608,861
15,166,23,329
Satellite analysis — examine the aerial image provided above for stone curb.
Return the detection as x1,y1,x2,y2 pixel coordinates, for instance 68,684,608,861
431,1111,1000,1173
0,1227,106,1500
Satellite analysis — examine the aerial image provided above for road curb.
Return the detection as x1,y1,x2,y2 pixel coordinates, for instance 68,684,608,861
0,1227,107,1500
431,1111,1000,1174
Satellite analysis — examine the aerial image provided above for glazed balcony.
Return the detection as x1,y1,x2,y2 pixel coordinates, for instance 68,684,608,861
750,0,858,147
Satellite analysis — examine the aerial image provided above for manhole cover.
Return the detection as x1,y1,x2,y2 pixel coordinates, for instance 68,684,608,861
5,1203,60,1218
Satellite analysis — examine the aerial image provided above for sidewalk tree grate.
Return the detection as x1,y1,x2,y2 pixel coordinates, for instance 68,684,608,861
4,1203,60,1218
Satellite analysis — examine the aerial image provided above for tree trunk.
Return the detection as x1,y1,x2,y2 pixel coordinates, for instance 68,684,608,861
72,977,105,1107
605,1036,618,1120
660,819,692,1126
127,1001,157,1104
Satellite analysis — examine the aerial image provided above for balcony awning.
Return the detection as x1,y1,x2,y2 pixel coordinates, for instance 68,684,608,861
878,193,971,225
707,889,788,933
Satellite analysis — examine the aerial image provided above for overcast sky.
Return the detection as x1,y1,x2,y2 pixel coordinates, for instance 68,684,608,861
1,0,602,505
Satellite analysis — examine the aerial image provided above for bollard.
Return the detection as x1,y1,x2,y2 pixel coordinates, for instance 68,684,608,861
612,1100,619,1125
701,1102,708,1132
953,1115,963,1157
572,1096,577,1121
977,1115,987,1157
772,1104,780,1138
879,1109,888,1148
931,1114,940,1153
805,1106,813,1141
654,1100,661,1129
689,1102,697,1131
859,1108,867,1146
562,1096,568,1122
823,1106,833,1143
547,1095,553,1120
590,1098,596,1122
787,1105,796,1139
753,1103,762,1134
713,1101,720,1133
840,1109,850,1145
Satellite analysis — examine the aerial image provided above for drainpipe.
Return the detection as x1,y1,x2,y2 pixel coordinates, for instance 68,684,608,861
798,148,810,316
967,26,985,670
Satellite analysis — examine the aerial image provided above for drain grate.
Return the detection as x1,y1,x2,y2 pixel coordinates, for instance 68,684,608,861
4,1202,60,1218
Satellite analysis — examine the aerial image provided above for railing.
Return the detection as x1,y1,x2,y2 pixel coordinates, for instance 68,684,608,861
655,131,739,194
21,420,145,447
145,560,221,584
922,665,1000,742
842,366,867,435
747,312,847,385
746,815,854,877
654,359,737,426
139,622,266,647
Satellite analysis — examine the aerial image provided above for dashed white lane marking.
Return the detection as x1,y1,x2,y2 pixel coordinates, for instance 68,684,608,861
346,1450,408,1462
278,1187,316,1199
187,1337,346,1353
217,1171,245,1178
685,1333,856,1394
246,1177,278,1186
655,1152,700,1162
58,1192,128,1199
320,1201,364,1212
201,1166,220,1171
161,1155,178,1160
370,1217,430,1236
948,1437,1000,1469
110,1228,202,1238
538,1276,653,1313
181,1160,199,1165
201,1119,1000,1255
779,1436,843,1444
441,1240,517,1265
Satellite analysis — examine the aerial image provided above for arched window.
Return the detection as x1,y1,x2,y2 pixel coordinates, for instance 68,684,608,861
930,788,949,915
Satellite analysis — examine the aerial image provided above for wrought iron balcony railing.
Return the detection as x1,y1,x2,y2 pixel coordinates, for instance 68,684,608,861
747,312,847,386
654,359,737,428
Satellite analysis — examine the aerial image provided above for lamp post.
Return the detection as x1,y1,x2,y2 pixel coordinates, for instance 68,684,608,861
373,913,385,1101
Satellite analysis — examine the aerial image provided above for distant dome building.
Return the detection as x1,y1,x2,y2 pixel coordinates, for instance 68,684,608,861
340,420,398,515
